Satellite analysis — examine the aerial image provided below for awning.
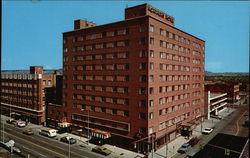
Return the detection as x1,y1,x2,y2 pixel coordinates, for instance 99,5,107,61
58,122,71,128
90,129,111,139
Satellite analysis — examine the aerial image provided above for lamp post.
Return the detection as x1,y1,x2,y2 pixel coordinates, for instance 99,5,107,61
81,109,90,145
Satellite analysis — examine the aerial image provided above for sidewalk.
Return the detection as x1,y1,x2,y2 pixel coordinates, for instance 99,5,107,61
1,115,144,158
149,107,235,158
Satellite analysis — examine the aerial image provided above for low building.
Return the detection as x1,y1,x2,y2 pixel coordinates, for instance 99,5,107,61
194,133,248,158
0,66,62,125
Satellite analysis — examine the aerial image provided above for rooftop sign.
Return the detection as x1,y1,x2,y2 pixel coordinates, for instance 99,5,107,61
148,6,174,23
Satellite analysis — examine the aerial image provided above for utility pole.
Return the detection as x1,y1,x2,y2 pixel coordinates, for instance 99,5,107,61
165,134,168,158
68,133,70,158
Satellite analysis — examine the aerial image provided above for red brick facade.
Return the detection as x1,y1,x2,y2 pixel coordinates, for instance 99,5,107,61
50,3,205,149
1,66,61,124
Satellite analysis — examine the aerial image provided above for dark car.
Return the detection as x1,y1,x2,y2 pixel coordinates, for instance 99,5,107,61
187,136,200,146
60,136,77,144
92,146,112,156
177,143,191,153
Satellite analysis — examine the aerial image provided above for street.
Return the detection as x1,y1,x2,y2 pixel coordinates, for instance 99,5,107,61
1,122,108,158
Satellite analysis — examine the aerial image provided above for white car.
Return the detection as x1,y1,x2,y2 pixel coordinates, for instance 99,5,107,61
202,128,213,134
16,121,26,128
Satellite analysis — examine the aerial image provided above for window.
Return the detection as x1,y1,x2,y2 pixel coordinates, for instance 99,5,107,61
149,112,154,119
139,112,146,120
149,75,154,82
139,88,146,95
139,50,146,58
139,63,146,70
149,25,154,32
124,111,129,117
149,50,154,58
139,75,147,82
149,63,154,70
149,87,154,94
150,38,154,45
63,48,68,53
47,80,51,86
139,38,146,45
149,100,154,107
43,80,46,86
139,100,146,107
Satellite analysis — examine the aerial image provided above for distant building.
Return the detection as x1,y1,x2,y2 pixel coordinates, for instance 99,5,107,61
0,66,62,125
49,3,205,152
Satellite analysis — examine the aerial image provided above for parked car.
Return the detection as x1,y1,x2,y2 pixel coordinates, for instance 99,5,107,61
177,143,191,153
202,128,213,134
60,136,77,144
187,136,200,146
23,129,34,135
16,121,26,128
6,118,16,124
39,129,57,138
92,145,112,156
185,152,197,158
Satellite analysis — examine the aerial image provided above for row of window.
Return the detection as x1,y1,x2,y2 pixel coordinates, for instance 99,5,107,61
158,93,190,105
1,94,37,100
72,94,129,106
150,25,203,50
1,91,37,97
159,63,191,71
72,52,129,62
159,84,191,93
159,52,191,63
72,104,129,118
64,28,129,44
159,108,201,131
70,75,129,82
63,40,129,53
73,63,129,71
1,82,37,88
72,84,129,94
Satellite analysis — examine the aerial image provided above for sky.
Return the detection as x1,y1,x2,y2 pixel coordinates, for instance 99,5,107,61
2,1,249,72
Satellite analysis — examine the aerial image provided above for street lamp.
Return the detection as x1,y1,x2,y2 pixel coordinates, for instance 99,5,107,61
81,109,90,145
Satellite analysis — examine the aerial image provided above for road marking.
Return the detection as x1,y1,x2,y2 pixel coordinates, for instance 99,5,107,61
235,110,247,136
3,131,68,158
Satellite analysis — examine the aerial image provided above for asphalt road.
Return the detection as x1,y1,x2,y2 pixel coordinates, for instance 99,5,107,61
0,123,107,158
173,100,249,158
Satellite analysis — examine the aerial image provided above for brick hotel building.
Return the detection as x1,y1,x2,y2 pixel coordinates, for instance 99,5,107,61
52,3,205,149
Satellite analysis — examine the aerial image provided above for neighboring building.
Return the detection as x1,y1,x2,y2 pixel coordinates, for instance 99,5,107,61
205,81,240,104
49,3,205,151
0,66,62,125
194,133,249,158
204,91,228,120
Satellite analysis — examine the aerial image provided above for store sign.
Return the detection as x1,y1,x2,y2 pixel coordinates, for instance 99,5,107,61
148,6,174,23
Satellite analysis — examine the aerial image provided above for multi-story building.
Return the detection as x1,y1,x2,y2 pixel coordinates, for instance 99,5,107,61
0,66,62,125
205,81,240,104
51,3,205,150
204,91,228,120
